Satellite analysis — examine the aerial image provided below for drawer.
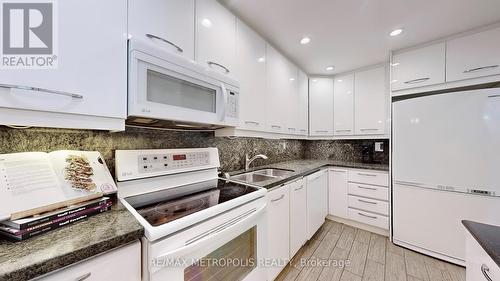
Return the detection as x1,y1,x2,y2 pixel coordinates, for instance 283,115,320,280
348,183,388,201
348,208,388,230
348,195,388,216
348,170,388,186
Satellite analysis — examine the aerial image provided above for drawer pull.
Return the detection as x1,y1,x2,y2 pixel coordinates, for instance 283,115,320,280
271,125,282,129
404,77,430,84
207,61,230,74
294,185,305,191
315,130,329,133
358,199,377,205
146,33,183,53
331,170,347,173
245,121,260,125
358,212,377,219
360,128,379,131
0,84,83,99
464,65,498,73
358,173,377,177
481,264,493,281
357,185,377,191
75,272,92,281
271,194,285,202
335,129,351,132
288,127,296,131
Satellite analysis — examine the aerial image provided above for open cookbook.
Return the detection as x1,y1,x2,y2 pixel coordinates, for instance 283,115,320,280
0,150,117,221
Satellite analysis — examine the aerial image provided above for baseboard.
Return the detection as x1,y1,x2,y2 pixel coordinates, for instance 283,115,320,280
326,215,389,237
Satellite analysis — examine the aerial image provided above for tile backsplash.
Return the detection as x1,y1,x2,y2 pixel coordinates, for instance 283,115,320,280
0,126,389,177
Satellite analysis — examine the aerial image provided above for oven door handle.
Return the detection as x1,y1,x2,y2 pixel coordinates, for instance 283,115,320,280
151,205,266,273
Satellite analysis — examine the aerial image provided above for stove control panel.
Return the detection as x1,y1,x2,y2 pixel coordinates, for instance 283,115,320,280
115,148,220,181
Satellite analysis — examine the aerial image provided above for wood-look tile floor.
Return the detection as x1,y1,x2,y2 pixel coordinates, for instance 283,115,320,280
276,219,466,281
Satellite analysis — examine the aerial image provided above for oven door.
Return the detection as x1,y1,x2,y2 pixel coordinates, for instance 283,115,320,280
145,201,267,281
129,49,230,126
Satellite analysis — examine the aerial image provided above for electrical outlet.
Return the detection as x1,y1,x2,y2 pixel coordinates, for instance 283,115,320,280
281,142,287,150
375,142,384,152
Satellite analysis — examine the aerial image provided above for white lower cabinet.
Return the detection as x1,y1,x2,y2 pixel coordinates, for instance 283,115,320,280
39,241,141,281
465,231,500,281
306,170,328,239
328,169,348,218
266,184,290,281
289,179,307,258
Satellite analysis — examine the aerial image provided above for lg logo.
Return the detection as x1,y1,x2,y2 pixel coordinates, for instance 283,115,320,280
1,1,57,68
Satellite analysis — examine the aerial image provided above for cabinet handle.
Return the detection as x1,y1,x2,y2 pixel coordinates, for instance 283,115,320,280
271,125,282,129
358,199,377,205
360,128,379,131
358,212,377,219
146,33,183,53
207,61,230,74
315,130,329,133
288,127,296,131
245,121,260,125
358,173,377,177
464,65,499,73
271,194,285,202
481,264,493,281
331,170,347,173
336,129,351,132
75,272,92,281
488,94,500,98
0,84,83,99
294,185,305,191
357,185,377,191
404,77,430,84
300,129,307,132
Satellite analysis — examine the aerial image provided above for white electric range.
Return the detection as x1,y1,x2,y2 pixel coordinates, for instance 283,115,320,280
115,148,267,281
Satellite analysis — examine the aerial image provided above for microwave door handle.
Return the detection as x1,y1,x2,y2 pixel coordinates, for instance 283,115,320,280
220,83,228,121
150,205,265,274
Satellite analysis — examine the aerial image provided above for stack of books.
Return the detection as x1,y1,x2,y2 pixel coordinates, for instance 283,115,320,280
0,197,112,241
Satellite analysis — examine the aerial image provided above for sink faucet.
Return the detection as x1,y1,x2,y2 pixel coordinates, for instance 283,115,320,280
245,154,268,171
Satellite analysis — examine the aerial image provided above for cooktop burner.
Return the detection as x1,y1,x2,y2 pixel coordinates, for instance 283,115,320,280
125,179,260,227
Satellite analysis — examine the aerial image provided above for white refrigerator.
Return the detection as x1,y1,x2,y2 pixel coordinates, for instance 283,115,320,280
392,87,500,265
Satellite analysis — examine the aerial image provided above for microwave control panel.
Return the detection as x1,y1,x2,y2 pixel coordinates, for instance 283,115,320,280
226,91,239,119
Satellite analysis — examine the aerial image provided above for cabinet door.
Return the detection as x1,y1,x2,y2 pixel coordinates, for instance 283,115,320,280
284,62,299,135
195,0,236,75
354,66,387,135
290,179,307,257
391,42,445,91
306,170,328,239
333,74,354,136
0,0,127,119
297,70,309,135
466,232,500,281
235,19,266,131
265,45,288,133
267,184,290,280
447,27,500,82
128,0,195,59
309,78,334,136
329,169,348,218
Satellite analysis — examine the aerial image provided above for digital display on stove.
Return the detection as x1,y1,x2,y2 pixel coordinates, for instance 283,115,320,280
173,154,187,161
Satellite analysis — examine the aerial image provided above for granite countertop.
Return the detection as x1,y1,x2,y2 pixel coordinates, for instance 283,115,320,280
462,220,500,268
0,200,143,281
227,159,389,190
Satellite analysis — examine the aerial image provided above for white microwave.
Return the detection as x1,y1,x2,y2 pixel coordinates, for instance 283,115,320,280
127,39,239,130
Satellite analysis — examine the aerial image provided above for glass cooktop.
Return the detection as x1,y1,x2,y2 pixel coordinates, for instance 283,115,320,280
124,179,260,227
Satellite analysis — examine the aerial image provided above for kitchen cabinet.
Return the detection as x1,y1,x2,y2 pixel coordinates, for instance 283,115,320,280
465,231,500,281
0,0,127,131
354,66,387,135
328,169,348,218
309,78,334,136
39,241,141,281
446,26,500,82
391,42,445,91
195,0,236,75
128,0,195,60
284,62,299,135
265,45,288,133
333,74,354,136
267,184,290,280
306,170,328,239
289,179,307,258
297,70,309,135
235,19,267,131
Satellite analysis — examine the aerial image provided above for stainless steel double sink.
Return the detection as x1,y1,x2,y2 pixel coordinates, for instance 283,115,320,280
229,168,295,184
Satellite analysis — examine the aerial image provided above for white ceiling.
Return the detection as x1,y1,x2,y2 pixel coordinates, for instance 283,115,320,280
220,0,500,75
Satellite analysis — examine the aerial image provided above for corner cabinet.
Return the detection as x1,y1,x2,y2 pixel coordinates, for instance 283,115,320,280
306,170,328,239
309,78,334,136
0,0,127,131
328,168,349,218
297,70,309,135
333,74,354,136
289,179,307,257
195,0,236,76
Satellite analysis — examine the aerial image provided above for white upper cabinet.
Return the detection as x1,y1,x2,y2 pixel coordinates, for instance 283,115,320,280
309,78,334,136
265,45,288,133
128,0,195,60
284,62,299,135
354,66,387,135
446,27,500,82
297,70,309,135
391,42,445,91
195,0,236,76
333,74,354,136
235,19,266,131
0,0,127,130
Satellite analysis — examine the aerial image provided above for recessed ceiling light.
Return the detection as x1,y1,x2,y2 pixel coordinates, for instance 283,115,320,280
326,66,335,71
337,79,343,82
201,18,212,28
300,37,311,45
257,57,265,63
289,78,295,81
390,28,403,36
